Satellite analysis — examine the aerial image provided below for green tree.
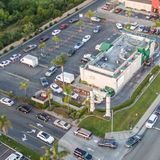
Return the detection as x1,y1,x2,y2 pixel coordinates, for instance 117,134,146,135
126,8,132,23
22,22,35,35
86,10,95,21
76,19,84,32
46,88,53,110
52,36,61,48
39,42,46,57
19,81,29,96
51,54,65,85
0,115,11,135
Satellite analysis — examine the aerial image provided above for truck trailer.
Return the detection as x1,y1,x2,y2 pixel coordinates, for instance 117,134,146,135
20,54,38,67
56,72,75,84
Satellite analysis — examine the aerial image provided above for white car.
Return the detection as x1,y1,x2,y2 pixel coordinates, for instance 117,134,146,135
63,92,79,99
52,29,61,36
145,113,158,128
37,131,54,144
82,35,91,43
116,23,123,30
0,97,14,106
53,119,71,130
50,83,63,93
5,152,23,160
0,60,11,67
45,66,57,77
10,54,22,61
130,22,138,30
74,42,84,50
91,17,101,22
137,25,144,32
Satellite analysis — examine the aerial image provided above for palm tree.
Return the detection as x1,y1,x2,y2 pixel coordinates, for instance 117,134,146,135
46,88,53,110
76,19,84,32
0,115,12,135
40,142,68,160
51,54,65,85
126,8,132,23
52,36,61,48
63,84,73,110
19,81,29,96
86,10,95,22
39,42,46,57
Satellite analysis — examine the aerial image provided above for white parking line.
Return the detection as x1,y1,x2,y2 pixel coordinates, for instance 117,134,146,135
0,149,10,159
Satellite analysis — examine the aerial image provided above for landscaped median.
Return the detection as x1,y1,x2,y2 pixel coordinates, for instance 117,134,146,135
79,66,160,137
0,134,41,160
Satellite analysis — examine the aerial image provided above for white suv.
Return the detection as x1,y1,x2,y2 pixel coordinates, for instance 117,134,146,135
145,113,158,128
5,152,23,160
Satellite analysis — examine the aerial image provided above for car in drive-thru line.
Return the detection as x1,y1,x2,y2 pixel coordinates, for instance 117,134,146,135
53,119,71,130
145,113,158,128
74,148,93,160
20,54,38,67
74,128,92,140
37,131,54,144
56,72,75,84
5,151,24,160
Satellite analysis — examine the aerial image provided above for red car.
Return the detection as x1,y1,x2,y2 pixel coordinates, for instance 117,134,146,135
114,8,122,14
59,23,69,30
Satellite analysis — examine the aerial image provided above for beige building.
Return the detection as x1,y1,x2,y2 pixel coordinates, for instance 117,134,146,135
80,33,155,93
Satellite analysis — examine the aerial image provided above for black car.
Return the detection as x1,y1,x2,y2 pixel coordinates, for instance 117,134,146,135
39,36,50,43
143,26,150,33
36,113,50,122
69,18,79,24
155,105,160,114
98,138,118,149
125,134,142,148
93,25,101,33
67,49,76,57
74,148,92,160
17,105,32,113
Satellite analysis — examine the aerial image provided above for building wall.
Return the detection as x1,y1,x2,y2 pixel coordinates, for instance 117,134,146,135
125,0,152,11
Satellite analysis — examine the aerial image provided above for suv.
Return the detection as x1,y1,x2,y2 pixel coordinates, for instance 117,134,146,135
67,49,76,57
45,66,57,77
93,25,101,33
17,105,32,113
74,148,92,160
74,128,92,140
98,138,118,149
36,113,50,122
40,77,49,87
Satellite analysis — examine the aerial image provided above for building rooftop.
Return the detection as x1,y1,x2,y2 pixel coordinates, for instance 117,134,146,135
127,0,152,5
90,34,149,72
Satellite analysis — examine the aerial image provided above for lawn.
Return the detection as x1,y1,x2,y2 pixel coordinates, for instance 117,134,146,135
79,72,160,137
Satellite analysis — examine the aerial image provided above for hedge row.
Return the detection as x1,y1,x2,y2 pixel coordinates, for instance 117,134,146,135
62,98,82,108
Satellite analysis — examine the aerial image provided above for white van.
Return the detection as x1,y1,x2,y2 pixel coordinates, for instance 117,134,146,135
74,128,92,140
5,152,23,160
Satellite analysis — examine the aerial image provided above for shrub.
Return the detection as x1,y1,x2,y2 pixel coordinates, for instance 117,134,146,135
23,38,27,42
75,8,79,11
9,46,14,50
67,13,70,16
49,22,53,26
54,21,57,24
29,35,33,39
3,49,8,53
44,26,49,30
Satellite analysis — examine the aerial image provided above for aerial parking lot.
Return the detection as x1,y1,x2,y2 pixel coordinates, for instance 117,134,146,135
0,13,120,97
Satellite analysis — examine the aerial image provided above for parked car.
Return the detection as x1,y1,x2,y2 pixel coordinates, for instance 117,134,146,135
63,92,79,100
36,113,50,122
143,26,150,33
130,22,138,30
74,41,84,50
23,44,37,52
67,48,76,57
69,18,79,23
5,152,24,160
10,54,21,61
101,5,109,11
145,113,158,128
74,148,93,160
155,105,160,114
39,36,49,43
114,8,122,13
0,60,11,67
0,97,14,106
53,119,71,130
59,23,69,30
74,128,92,140
90,17,101,22
137,25,144,32
155,29,160,35
82,35,91,43
45,66,57,77
17,105,32,113
93,25,101,33
50,83,63,93
40,77,49,87
116,23,123,30
98,138,118,149
52,29,61,36
125,134,142,148
37,131,54,144
149,28,157,34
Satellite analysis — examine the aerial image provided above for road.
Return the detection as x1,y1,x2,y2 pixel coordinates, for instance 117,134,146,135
123,123,160,160
0,103,66,154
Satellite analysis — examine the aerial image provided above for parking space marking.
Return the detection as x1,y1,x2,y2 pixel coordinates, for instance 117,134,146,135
0,149,10,159
4,70,30,81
